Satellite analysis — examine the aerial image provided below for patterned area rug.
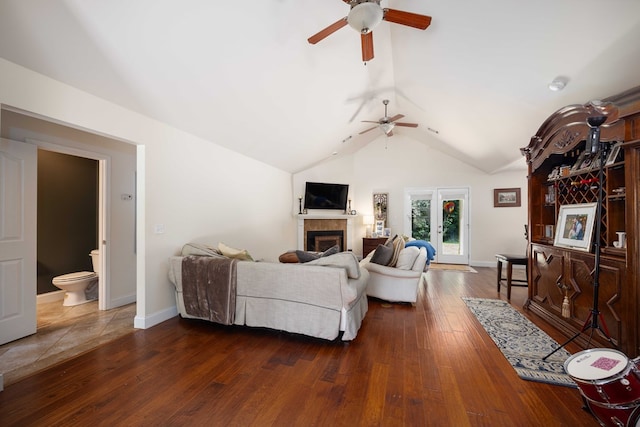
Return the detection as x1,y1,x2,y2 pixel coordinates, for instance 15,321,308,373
462,297,576,388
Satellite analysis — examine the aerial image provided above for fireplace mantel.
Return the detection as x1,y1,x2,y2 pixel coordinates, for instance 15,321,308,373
297,214,355,251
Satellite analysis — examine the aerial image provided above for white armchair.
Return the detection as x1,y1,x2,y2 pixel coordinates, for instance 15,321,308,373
360,246,428,304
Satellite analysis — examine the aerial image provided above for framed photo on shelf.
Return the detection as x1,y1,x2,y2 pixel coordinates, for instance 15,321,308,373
553,203,598,252
606,142,623,166
570,151,588,172
544,224,554,239
373,220,385,237
493,188,521,207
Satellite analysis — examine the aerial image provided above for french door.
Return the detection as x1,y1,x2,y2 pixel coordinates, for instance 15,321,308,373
404,187,470,264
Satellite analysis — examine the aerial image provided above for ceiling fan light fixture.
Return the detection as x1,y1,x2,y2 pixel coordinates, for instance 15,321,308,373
347,2,383,34
380,122,395,134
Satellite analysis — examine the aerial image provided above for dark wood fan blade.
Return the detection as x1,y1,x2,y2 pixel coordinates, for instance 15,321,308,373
395,122,419,128
359,126,378,135
361,32,374,62
361,120,380,124
307,18,348,44
383,9,432,30
388,114,404,122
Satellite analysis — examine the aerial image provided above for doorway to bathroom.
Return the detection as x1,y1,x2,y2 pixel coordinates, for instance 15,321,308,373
36,150,100,305
1,107,138,346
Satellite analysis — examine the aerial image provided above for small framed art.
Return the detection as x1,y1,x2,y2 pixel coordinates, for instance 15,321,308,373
493,188,521,207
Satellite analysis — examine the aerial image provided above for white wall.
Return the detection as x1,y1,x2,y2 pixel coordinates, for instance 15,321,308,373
294,134,528,266
0,58,296,328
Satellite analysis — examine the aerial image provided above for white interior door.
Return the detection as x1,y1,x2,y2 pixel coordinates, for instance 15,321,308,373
405,187,470,264
0,139,37,345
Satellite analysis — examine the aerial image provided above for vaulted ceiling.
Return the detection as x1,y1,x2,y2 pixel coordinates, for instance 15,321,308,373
1,1,640,174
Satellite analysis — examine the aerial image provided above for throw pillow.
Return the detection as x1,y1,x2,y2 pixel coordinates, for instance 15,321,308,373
388,236,405,267
322,244,340,257
279,251,299,263
218,242,254,261
370,244,393,266
395,246,420,270
296,250,321,263
306,252,360,279
181,242,222,257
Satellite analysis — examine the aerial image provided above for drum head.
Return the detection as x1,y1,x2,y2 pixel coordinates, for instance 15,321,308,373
565,348,629,381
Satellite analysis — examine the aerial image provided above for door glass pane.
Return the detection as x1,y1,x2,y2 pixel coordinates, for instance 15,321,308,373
411,199,431,241
442,198,462,255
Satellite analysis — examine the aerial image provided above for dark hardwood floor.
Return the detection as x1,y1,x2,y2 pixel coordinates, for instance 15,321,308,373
0,267,602,426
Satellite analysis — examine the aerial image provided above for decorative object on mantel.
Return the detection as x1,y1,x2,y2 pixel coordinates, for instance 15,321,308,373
298,196,304,215
373,193,388,222
347,199,357,215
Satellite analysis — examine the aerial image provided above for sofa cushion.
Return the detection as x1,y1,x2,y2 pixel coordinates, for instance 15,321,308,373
405,239,436,261
395,246,420,270
370,244,394,266
218,242,254,261
389,237,405,267
307,252,361,279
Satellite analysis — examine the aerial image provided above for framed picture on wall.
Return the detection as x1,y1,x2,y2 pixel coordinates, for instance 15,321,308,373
373,193,388,222
493,188,521,207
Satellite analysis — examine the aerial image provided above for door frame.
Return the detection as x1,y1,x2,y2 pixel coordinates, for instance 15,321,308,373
27,138,110,310
404,187,470,264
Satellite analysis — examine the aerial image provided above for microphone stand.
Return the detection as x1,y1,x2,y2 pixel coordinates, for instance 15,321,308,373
542,117,617,361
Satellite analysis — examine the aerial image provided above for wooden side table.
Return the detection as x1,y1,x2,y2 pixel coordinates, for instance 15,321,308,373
363,237,388,258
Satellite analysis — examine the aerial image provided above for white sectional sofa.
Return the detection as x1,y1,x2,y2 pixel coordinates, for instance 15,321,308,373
168,244,369,341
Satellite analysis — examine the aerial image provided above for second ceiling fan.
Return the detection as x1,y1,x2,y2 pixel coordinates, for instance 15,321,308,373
307,0,432,62
360,99,418,137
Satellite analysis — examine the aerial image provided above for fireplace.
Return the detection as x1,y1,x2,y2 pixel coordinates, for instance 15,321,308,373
299,217,351,252
306,230,344,252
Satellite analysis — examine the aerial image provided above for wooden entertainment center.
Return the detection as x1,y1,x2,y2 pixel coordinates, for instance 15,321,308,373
521,85,640,357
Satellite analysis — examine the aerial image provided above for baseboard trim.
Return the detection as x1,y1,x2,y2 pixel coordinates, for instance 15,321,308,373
134,305,178,329
37,290,65,304
108,294,136,309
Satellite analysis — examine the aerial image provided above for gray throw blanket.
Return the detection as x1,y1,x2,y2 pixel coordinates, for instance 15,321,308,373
181,256,238,325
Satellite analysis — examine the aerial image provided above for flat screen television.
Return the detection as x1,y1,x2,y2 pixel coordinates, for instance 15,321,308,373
304,182,349,211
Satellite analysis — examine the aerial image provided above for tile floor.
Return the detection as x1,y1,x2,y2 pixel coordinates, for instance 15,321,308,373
0,299,136,387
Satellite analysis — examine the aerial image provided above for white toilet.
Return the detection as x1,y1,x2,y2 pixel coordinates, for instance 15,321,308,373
52,250,100,306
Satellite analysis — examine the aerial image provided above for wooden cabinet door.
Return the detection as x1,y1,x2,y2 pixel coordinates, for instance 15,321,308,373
529,243,627,352
530,244,565,315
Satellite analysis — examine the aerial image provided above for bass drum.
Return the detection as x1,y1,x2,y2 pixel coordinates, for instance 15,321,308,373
565,349,640,407
586,399,640,427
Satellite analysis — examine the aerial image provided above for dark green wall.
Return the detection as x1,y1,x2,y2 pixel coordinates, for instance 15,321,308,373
37,150,98,294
